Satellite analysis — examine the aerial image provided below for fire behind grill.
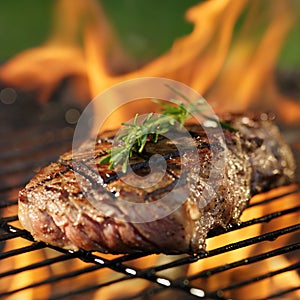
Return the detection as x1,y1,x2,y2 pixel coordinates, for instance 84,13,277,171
0,84,299,300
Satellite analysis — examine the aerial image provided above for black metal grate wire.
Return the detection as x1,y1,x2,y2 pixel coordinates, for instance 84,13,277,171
0,92,299,300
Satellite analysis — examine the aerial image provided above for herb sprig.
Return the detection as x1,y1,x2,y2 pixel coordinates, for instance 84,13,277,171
100,85,236,172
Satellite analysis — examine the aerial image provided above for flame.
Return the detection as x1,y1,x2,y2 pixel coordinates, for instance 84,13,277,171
85,0,247,94
209,0,295,110
2,187,299,299
0,0,299,299
187,185,300,299
0,0,298,120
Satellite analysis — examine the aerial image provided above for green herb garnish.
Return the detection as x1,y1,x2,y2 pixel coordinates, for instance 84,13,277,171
99,85,236,172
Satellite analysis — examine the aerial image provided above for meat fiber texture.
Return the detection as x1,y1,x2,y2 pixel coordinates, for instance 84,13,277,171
18,114,295,254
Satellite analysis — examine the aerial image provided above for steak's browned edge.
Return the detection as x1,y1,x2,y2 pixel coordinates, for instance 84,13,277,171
18,114,295,254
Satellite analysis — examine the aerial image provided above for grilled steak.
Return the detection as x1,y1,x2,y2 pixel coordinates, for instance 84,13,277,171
18,114,295,254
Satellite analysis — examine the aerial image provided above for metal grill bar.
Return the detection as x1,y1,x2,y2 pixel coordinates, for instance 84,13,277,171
0,131,73,160
0,243,45,260
112,226,300,299
0,254,74,278
260,286,300,300
50,276,131,300
232,205,300,229
187,243,300,280
0,97,299,300
0,265,103,298
0,230,29,242
247,188,300,208
216,261,300,293
1,212,299,299
123,256,300,300
0,216,18,223
0,187,299,299
0,201,18,209
143,223,300,274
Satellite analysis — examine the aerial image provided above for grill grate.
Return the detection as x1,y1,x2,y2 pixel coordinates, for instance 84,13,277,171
0,89,299,300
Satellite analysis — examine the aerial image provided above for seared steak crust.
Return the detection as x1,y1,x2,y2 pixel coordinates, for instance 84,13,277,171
18,114,295,254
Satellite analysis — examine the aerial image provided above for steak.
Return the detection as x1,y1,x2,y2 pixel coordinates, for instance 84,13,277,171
18,113,295,254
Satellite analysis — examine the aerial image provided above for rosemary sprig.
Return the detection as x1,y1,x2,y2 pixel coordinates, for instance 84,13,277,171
99,85,236,172
164,84,237,132
100,112,179,173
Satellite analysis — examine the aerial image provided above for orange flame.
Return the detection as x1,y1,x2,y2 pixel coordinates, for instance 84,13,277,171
85,0,247,94
0,0,298,118
0,1,299,299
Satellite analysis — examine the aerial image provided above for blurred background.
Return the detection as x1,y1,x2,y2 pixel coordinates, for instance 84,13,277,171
0,0,299,67
0,0,299,123
0,3,299,299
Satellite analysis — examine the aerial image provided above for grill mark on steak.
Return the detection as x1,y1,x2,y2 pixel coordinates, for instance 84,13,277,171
144,178,180,202
69,144,181,186
23,164,72,193
68,160,107,188
18,114,295,254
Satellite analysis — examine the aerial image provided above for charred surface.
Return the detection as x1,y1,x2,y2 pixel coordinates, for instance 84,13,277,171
18,114,295,254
